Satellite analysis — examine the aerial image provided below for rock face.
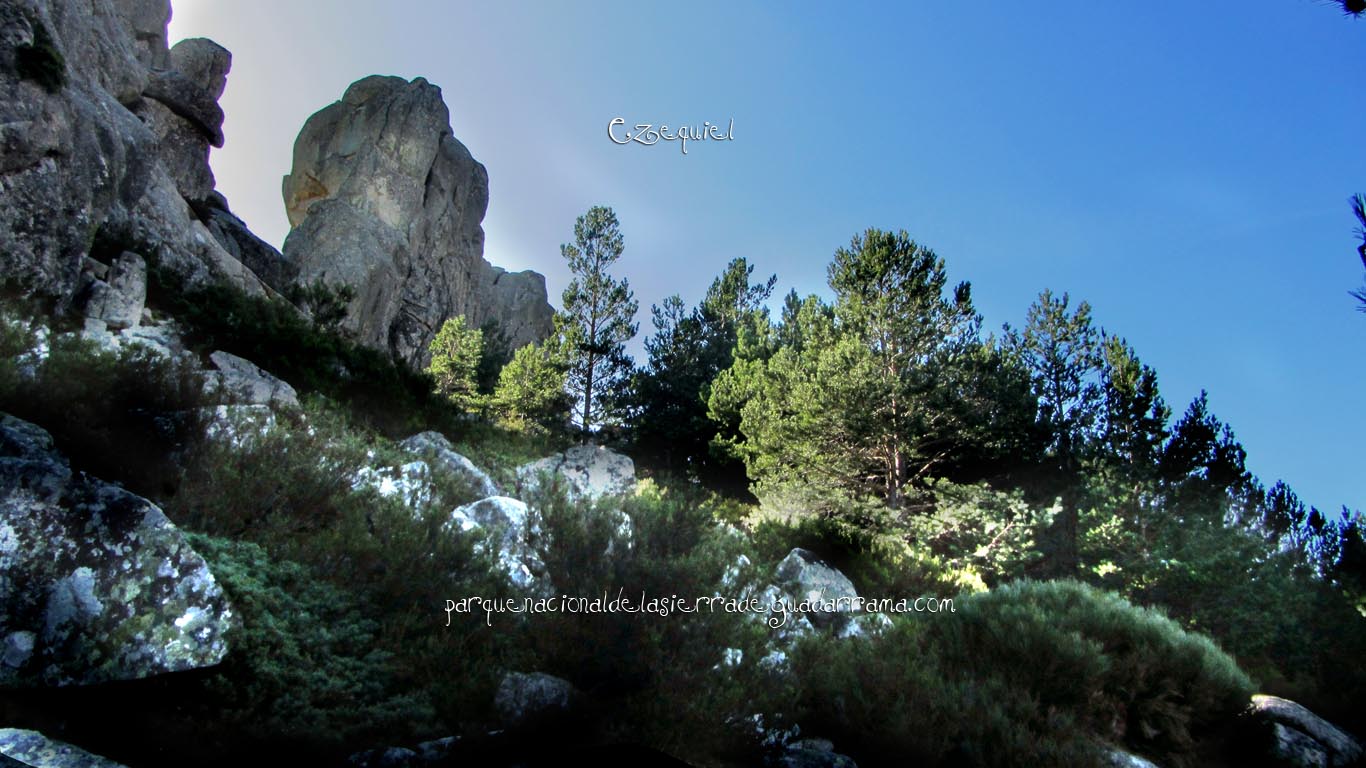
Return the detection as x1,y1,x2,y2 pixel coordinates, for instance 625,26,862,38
281,75,553,368
0,413,234,687
78,251,147,330
199,193,296,292
0,0,272,312
139,37,226,202
516,444,636,502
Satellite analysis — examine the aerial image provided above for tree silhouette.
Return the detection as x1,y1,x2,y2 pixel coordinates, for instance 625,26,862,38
1351,194,1366,312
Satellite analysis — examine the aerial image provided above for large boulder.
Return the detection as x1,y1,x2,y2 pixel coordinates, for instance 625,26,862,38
399,431,498,499
449,496,545,593
1245,694,1361,768
352,459,435,514
515,444,636,502
281,75,553,368
493,671,580,731
774,548,860,630
0,413,234,687
204,350,299,410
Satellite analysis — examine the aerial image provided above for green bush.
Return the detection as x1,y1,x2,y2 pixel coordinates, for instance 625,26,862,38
183,533,436,756
518,482,777,763
145,269,441,436
0,328,207,498
747,504,986,604
167,400,519,730
792,580,1253,768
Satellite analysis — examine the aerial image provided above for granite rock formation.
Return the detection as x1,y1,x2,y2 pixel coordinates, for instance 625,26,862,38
0,0,273,311
281,75,553,368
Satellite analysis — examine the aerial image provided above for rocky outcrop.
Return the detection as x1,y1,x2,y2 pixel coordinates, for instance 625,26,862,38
0,413,234,687
449,496,546,593
399,431,498,499
77,251,146,330
0,0,271,315
480,266,556,362
281,75,553,368
516,444,636,502
137,37,228,203
204,349,300,410
198,193,296,292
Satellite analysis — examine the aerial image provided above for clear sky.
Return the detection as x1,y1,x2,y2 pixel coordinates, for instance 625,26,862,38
167,1,1365,513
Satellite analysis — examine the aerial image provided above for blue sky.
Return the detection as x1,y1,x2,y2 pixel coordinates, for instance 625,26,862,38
168,1,1365,512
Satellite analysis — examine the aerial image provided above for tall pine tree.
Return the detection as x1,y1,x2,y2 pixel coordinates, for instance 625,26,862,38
557,206,638,435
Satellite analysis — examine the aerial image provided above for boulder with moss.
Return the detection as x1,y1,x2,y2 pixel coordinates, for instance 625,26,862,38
0,727,129,767
0,413,234,686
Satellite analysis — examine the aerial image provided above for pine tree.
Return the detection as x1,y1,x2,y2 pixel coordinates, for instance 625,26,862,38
557,206,638,434
634,258,774,489
826,228,981,505
492,337,570,432
1005,290,1104,575
425,315,483,412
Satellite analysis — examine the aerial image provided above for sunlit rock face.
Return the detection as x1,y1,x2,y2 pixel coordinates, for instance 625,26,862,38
0,414,234,687
282,75,553,369
515,444,637,502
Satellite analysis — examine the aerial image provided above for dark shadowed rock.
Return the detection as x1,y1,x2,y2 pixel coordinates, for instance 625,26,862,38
78,251,146,329
140,96,214,201
281,75,553,367
1245,694,1361,767
494,671,580,731
0,414,233,687
143,67,223,147
199,195,296,291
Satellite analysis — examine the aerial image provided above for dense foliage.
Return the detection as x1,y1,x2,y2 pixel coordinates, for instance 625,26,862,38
3,195,1363,764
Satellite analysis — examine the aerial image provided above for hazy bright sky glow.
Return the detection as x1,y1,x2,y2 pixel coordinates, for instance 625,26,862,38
167,1,1365,512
